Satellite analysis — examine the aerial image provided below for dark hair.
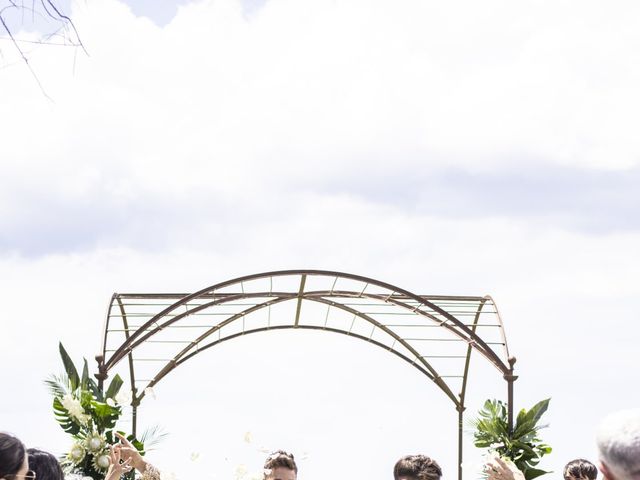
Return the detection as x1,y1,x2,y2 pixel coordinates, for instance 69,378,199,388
563,459,598,480
393,455,442,480
264,450,297,475
0,433,26,478
27,450,64,480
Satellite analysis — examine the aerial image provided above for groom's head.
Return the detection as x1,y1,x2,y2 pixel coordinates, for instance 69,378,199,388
264,450,297,480
393,455,442,480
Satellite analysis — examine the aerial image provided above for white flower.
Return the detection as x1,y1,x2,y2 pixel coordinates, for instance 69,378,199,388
144,387,156,400
234,465,248,480
243,432,253,444
92,452,111,471
68,443,86,464
84,433,105,453
115,390,132,406
61,394,90,425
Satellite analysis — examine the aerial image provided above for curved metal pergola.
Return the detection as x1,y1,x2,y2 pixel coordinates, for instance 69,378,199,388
96,270,517,480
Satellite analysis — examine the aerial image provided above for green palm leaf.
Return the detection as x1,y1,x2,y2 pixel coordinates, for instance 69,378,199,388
471,398,552,480
105,374,124,399
59,342,80,390
44,374,69,398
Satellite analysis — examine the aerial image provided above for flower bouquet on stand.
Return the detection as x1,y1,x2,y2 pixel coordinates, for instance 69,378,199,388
47,343,145,480
471,398,552,480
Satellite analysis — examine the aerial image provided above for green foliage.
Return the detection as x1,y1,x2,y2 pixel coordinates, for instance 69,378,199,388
52,396,80,435
471,398,552,480
105,375,124,400
59,343,80,390
47,342,144,480
91,401,120,431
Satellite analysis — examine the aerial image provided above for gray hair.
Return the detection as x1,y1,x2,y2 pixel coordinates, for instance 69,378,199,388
596,409,640,480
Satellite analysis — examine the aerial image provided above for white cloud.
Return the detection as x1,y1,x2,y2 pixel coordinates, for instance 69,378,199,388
1,208,638,479
1,1,639,479
3,0,640,190
2,0,640,255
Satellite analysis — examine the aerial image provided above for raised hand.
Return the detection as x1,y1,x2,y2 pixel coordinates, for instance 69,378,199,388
105,446,133,480
114,432,147,473
485,456,525,480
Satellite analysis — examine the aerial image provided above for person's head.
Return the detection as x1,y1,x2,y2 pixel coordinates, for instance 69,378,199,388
26,450,63,480
564,459,598,480
596,409,640,480
393,455,442,480
263,450,297,480
0,433,31,480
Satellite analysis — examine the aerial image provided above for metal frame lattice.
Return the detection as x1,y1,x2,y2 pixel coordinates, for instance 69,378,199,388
95,270,517,480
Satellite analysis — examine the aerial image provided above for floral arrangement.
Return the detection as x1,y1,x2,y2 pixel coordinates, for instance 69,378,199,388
471,398,552,480
47,343,145,480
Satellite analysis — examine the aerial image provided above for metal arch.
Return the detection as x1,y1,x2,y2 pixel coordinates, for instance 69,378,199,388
97,270,517,480
106,288,506,378
132,295,461,407
103,270,510,374
103,288,507,396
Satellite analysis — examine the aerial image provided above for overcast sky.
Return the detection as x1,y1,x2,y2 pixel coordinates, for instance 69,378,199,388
1,1,639,480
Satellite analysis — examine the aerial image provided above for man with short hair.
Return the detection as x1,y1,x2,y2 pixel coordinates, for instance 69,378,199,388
263,450,297,480
393,454,442,480
563,458,598,480
596,409,640,480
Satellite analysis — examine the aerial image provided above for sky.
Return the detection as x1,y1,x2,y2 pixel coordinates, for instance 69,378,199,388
1,1,639,480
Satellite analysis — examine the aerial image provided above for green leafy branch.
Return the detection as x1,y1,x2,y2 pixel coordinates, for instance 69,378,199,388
471,398,552,480
46,343,142,480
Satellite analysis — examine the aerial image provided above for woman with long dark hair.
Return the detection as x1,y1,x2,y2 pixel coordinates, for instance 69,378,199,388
0,433,35,480
26,450,62,480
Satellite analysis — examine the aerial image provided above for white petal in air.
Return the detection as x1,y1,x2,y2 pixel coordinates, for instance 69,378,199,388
235,465,248,480
115,390,132,406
